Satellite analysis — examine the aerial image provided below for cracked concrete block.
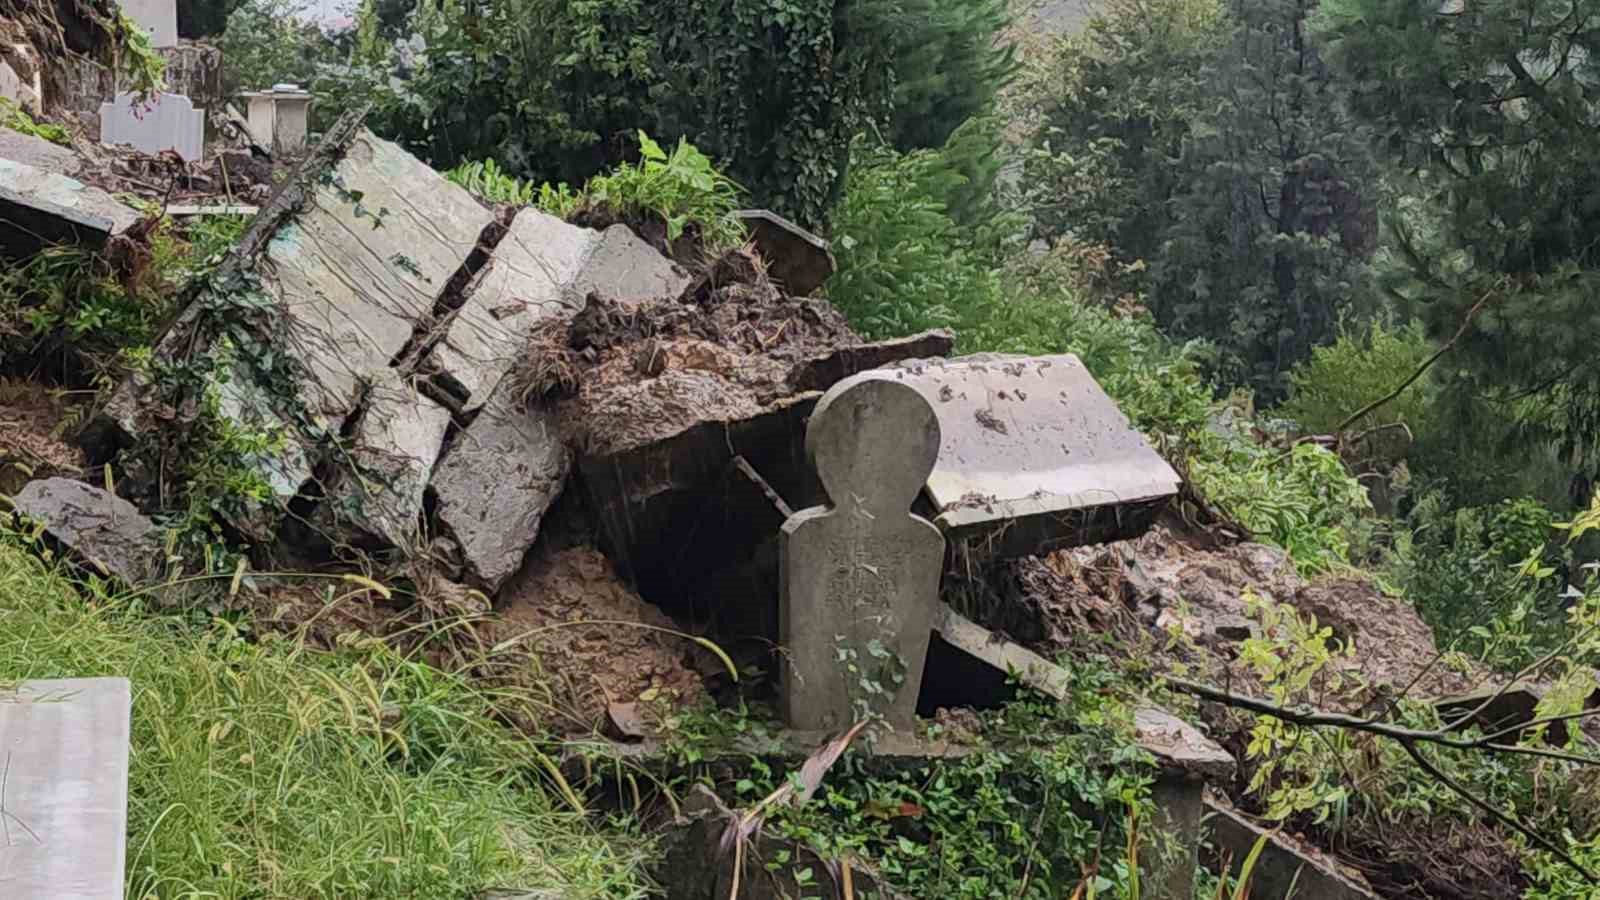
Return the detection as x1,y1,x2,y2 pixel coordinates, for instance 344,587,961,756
571,224,689,305
9,478,164,587
1205,795,1378,899
431,380,571,593
321,372,452,551
0,158,140,258
261,129,492,427
433,208,599,410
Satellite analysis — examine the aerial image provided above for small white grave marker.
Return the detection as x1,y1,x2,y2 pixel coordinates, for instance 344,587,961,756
780,374,945,732
99,91,204,162
0,678,132,900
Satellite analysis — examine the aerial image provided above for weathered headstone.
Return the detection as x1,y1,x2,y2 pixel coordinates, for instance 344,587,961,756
116,0,179,48
99,91,204,162
0,677,132,900
780,374,945,732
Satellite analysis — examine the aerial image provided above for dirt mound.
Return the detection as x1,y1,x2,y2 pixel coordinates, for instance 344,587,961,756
518,260,864,457
480,547,712,736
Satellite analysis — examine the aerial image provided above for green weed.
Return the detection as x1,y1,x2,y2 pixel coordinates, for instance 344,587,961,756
0,99,70,145
0,537,653,899
447,158,538,206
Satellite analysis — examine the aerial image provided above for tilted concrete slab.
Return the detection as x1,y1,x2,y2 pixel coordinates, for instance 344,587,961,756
0,126,82,176
320,370,453,550
0,158,140,257
1205,794,1379,899
433,208,598,411
0,678,132,900
432,378,572,592
261,129,492,426
884,353,1181,561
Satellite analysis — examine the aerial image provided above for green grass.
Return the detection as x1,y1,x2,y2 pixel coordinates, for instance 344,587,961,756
0,540,653,899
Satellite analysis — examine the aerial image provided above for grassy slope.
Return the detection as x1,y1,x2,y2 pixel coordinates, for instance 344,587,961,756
0,541,652,899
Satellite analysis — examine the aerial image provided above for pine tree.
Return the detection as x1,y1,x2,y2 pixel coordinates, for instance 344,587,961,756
1316,0,1600,475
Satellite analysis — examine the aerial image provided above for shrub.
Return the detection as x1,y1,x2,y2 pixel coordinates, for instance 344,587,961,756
1278,319,1436,437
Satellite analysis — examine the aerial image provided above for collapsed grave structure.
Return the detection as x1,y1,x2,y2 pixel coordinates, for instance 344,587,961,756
2,110,1400,897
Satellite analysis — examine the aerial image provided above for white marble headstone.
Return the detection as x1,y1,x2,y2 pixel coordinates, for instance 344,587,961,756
116,0,179,49
99,91,204,162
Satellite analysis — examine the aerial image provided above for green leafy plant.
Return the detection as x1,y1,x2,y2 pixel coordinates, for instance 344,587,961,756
561,131,745,250
0,98,70,144
446,158,537,205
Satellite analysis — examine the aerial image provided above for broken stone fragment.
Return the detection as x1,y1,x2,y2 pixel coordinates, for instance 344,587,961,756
570,224,690,306
0,157,141,258
430,208,599,411
735,208,836,296
431,380,571,593
0,124,82,176
263,129,493,428
318,372,452,551
211,366,317,542
8,477,164,586
1205,794,1379,899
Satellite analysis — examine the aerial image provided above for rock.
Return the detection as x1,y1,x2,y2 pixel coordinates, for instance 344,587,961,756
1208,615,1257,644
0,157,141,258
431,381,571,593
8,478,163,586
0,125,81,176
571,224,690,306
211,366,316,542
735,208,836,296
319,372,452,551
431,208,598,411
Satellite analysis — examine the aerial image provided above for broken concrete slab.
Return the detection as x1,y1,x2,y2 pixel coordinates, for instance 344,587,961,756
1136,710,1236,900
787,328,955,394
0,677,132,900
432,380,571,592
885,353,1181,563
655,784,911,900
263,128,493,427
571,223,690,305
319,372,452,551
432,208,599,411
1435,681,1594,745
1205,794,1379,900
0,125,81,176
212,366,317,542
0,157,141,257
736,208,836,296
935,604,1073,700
7,477,164,586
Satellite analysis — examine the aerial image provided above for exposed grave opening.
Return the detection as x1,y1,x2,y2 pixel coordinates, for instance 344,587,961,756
916,631,1019,716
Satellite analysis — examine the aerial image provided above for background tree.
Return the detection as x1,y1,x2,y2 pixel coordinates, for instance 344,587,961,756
1025,0,1380,398
177,0,248,38
1316,0,1600,495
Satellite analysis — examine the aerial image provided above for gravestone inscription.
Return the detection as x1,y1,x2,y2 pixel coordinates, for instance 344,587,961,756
780,374,944,732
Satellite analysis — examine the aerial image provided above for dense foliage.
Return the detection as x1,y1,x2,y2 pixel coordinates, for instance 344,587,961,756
1025,0,1380,398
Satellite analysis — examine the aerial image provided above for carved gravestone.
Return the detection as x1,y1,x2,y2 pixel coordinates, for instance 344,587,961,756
780,374,945,732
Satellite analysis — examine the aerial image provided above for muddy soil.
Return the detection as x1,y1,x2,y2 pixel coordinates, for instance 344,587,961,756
479,546,712,736
0,379,84,494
